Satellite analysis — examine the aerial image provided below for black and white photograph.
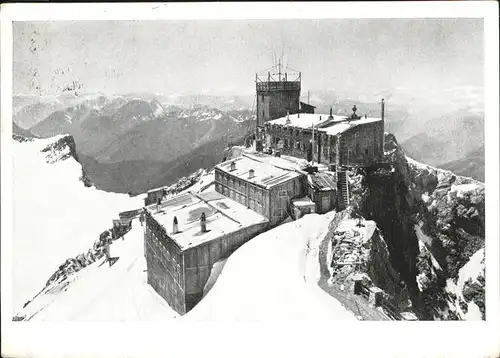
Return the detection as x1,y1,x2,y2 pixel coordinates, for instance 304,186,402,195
1,2,499,358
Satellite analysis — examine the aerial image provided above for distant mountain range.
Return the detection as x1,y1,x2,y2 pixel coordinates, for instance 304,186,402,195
400,109,484,180
14,94,254,194
12,88,484,194
439,145,485,182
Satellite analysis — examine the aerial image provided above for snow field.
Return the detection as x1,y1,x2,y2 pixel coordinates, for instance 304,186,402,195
13,136,143,312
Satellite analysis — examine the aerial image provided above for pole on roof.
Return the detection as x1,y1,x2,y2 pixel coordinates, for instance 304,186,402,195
311,121,315,166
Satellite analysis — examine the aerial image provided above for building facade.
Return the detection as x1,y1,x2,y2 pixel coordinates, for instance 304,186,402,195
214,156,305,226
264,107,384,168
255,62,305,128
306,172,338,214
144,191,269,315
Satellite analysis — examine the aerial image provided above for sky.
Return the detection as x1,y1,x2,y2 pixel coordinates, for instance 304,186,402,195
13,19,483,97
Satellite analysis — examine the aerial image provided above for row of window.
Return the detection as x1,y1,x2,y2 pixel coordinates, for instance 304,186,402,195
215,173,265,203
148,231,182,283
216,182,265,211
215,171,249,194
274,137,307,151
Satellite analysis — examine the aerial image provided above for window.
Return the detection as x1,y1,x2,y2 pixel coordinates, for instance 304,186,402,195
365,148,369,155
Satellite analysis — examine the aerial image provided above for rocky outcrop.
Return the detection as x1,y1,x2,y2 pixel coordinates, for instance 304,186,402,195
40,135,95,187
13,134,34,143
41,135,78,164
346,133,485,320
164,168,206,197
44,221,132,288
326,212,411,316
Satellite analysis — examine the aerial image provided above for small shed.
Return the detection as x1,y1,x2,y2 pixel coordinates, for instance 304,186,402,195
300,101,316,114
291,196,316,220
307,171,337,213
145,186,167,206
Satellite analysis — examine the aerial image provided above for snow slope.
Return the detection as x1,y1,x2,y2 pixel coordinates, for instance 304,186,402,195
185,212,356,321
19,204,354,321
13,135,143,313
15,139,354,321
22,220,177,321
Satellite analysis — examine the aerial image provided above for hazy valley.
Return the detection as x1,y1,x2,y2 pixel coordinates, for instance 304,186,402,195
13,87,484,195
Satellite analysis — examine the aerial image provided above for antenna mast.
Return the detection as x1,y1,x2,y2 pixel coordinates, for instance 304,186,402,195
278,58,281,81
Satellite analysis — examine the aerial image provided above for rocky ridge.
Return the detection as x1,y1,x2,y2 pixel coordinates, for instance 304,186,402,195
344,133,485,320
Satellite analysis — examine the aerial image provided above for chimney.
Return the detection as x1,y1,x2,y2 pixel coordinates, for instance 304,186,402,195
352,105,358,119
249,169,255,179
329,107,333,119
230,161,236,171
286,111,290,124
365,114,367,119
172,216,179,234
200,212,207,233
381,98,385,121
319,116,322,121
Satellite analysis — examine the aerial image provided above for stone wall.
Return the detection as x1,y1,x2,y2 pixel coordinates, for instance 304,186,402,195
338,121,384,167
264,120,384,167
145,210,186,314
264,124,312,160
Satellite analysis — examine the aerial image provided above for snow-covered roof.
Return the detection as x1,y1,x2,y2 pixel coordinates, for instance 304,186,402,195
147,186,166,194
291,196,315,208
307,172,337,191
146,191,268,251
266,113,346,129
215,155,303,189
266,113,382,136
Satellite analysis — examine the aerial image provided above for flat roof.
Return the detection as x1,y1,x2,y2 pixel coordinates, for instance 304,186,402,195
266,113,382,136
307,172,337,191
146,191,268,251
215,155,303,189
292,196,315,208
147,186,166,194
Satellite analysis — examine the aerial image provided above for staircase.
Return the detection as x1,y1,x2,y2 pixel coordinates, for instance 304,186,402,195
337,170,350,209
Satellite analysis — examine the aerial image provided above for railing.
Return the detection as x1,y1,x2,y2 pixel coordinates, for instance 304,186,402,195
256,71,301,84
256,81,301,92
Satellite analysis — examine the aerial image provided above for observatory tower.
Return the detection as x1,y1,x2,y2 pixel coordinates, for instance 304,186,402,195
255,61,301,128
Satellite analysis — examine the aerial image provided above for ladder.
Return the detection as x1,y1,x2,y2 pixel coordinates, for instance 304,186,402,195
337,170,350,209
